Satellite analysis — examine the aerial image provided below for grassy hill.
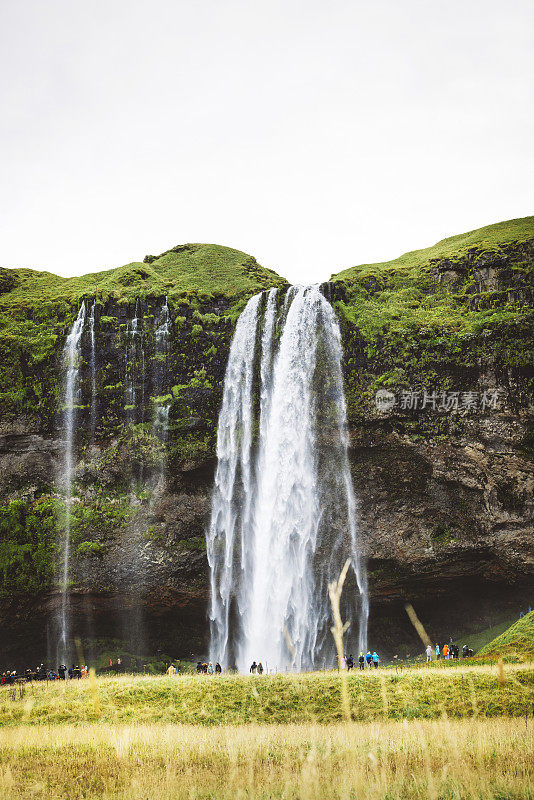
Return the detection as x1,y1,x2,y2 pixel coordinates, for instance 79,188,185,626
329,216,534,421
0,243,286,419
0,664,532,726
0,242,286,312
330,217,534,282
451,614,520,656
477,611,534,661
332,217,534,285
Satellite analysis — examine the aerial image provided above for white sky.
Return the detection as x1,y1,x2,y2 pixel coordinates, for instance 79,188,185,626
1,0,532,284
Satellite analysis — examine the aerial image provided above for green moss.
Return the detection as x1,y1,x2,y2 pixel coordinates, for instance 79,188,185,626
0,497,59,596
176,536,207,552
76,541,104,557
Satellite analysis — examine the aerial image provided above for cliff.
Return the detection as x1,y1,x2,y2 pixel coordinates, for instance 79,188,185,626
0,220,532,666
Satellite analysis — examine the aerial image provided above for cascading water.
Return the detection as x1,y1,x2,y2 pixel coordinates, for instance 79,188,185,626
207,294,261,667
89,301,97,440
125,299,144,425
59,301,86,662
207,286,368,672
153,296,171,441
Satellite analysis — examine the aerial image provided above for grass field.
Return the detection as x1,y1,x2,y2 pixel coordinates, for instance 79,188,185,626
1,663,533,798
0,718,532,799
1,662,532,726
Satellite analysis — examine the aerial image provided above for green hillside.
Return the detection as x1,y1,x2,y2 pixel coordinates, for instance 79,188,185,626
477,612,534,661
451,614,520,656
0,665,532,725
332,216,534,284
0,243,286,419
329,216,534,421
0,243,286,312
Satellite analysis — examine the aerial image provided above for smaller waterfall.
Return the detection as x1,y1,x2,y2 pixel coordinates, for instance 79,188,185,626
89,302,97,440
59,301,86,662
125,300,143,423
153,296,171,442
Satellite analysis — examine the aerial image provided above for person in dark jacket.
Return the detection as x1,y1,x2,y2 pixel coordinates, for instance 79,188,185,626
250,661,257,674
358,653,365,670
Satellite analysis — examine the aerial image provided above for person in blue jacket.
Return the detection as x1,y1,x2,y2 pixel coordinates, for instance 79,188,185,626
372,651,379,669
365,651,372,668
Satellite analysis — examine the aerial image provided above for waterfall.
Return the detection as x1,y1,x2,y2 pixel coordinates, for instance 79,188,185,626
89,302,97,440
207,286,368,672
153,296,171,441
206,294,261,667
59,301,86,662
125,299,143,424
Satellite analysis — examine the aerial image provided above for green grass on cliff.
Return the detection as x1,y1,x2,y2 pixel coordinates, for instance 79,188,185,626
0,664,532,726
331,216,534,284
0,243,286,419
477,612,534,661
330,216,534,418
0,243,286,311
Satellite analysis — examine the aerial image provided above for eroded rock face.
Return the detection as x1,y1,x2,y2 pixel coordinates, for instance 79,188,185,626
0,242,532,666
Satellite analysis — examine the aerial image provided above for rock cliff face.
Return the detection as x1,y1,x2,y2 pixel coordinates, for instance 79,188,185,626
0,221,532,666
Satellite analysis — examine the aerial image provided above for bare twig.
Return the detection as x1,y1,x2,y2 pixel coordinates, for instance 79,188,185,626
329,558,352,721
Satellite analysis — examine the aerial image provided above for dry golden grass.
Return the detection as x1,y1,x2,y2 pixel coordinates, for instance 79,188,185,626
0,718,532,799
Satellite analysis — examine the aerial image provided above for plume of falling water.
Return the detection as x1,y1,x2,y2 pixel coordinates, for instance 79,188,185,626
125,299,144,424
58,301,86,662
89,301,97,440
153,296,171,442
206,294,261,667
207,286,368,672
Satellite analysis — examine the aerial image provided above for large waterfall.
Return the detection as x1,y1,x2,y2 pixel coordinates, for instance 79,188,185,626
59,301,86,662
207,286,368,672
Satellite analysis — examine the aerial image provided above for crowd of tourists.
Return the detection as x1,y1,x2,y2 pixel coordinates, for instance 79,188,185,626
1,663,89,684
345,652,380,669
1,638,483,683
425,642,472,661
196,661,223,674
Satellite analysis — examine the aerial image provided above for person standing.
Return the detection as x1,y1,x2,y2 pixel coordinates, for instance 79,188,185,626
443,644,449,660
365,651,372,669
250,661,257,674
215,662,222,674
372,651,379,669
426,644,432,663
435,644,441,659
358,653,365,670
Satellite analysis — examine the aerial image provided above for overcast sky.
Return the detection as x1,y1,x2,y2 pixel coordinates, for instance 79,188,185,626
1,0,532,284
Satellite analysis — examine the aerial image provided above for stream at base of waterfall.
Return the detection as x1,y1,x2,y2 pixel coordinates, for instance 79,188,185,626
207,286,368,672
